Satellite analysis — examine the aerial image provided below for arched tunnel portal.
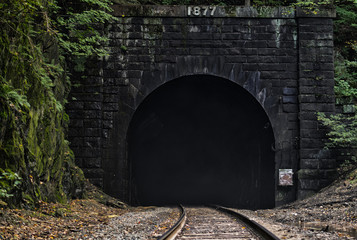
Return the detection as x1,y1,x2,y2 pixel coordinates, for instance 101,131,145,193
128,75,275,209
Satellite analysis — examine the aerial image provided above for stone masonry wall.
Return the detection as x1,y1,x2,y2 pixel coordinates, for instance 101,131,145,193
297,17,336,199
67,6,336,206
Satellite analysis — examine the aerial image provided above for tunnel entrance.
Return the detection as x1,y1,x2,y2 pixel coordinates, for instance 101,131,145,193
128,75,275,209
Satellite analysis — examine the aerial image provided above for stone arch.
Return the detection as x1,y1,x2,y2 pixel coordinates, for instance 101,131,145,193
132,57,278,141
127,74,275,209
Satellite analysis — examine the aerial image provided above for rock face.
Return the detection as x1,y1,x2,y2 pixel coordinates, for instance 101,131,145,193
67,5,336,207
0,2,85,206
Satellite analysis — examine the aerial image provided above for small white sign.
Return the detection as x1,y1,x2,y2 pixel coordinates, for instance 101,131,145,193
279,169,293,186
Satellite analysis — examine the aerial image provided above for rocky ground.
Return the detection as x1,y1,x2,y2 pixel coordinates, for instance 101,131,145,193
0,169,356,239
0,182,179,239
242,168,357,239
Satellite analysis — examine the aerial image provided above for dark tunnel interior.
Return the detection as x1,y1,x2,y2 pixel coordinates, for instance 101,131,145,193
128,75,275,209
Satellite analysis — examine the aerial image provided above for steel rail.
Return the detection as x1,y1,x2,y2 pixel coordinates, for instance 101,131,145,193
157,204,186,240
213,205,281,240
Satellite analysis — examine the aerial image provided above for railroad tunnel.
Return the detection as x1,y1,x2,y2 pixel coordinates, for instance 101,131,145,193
127,75,275,209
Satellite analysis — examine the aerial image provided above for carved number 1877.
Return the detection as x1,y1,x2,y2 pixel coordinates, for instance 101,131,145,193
187,6,217,16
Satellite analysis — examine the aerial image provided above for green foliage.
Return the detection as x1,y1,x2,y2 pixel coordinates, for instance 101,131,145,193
333,0,357,101
0,0,113,206
0,84,30,109
317,111,357,172
54,0,117,71
317,0,357,173
0,169,22,199
334,0,357,58
334,52,357,99
318,112,357,148
137,0,332,6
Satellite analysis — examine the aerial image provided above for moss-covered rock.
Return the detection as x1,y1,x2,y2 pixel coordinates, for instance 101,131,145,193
0,0,85,207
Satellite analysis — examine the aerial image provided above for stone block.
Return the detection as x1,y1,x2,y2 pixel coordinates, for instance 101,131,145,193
103,94,119,103
84,102,102,110
103,103,119,111
298,179,320,190
299,94,317,103
69,119,83,128
300,103,319,112
299,86,332,94
103,112,114,120
287,113,298,122
82,168,104,178
67,110,84,119
283,104,298,113
128,32,143,39
103,120,114,129
83,158,102,168
300,119,318,129
67,128,83,137
297,189,315,199
299,112,316,120
316,94,335,103
300,138,324,148
225,56,247,63
244,40,267,48
84,119,102,128
83,110,100,119
287,122,298,130
258,48,277,56
276,56,296,63
299,54,317,62
300,159,319,169
74,93,103,102
84,137,101,148
300,129,324,139
283,96,298,104
319,55,334,63
298,169,319,179
280,41,297,49
127,63,143,70
316,103,335,112
258,63,287,71
259,56,278,63
300,149,331,159
66,102,84,110
187,33,213,40
298,18,333,26
84,128,102,137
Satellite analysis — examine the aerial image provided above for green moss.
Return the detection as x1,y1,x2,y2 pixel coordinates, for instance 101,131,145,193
0,0,86,207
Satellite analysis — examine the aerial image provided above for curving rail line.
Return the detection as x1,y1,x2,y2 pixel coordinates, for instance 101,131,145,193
158,205,280,240
214,205,280,240
158,205,187,240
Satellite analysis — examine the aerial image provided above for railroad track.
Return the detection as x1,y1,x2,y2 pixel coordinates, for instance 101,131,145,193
158,205,280,240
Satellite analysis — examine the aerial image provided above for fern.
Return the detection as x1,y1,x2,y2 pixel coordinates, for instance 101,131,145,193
54,0,117,71
0,83,30,109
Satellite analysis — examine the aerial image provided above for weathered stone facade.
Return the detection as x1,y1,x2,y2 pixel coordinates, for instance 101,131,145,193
67,5,336,206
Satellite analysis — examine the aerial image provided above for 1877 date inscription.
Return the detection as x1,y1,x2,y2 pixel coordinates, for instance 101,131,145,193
187,6,217,16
